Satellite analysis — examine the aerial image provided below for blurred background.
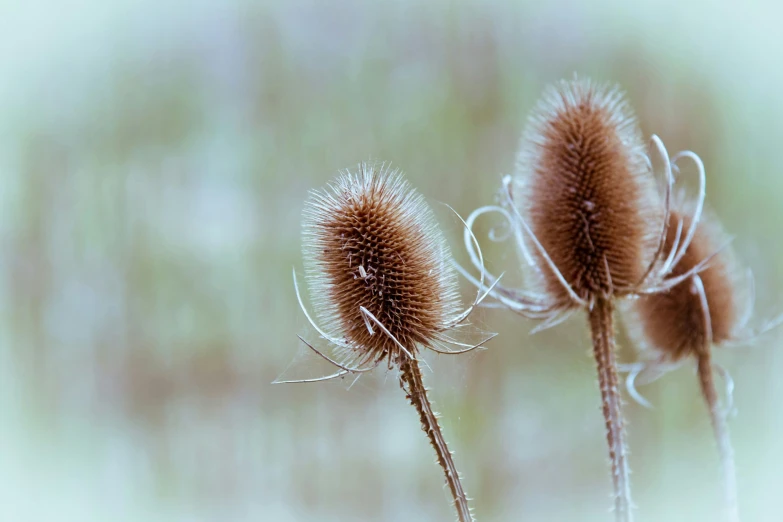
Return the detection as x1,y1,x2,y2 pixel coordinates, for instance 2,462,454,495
1,0,782,520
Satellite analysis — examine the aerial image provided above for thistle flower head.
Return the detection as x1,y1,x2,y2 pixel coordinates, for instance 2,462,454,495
301,163,463,367
512,78,661,306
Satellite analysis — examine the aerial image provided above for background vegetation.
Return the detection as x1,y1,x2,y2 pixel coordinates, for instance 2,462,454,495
1,1,782,520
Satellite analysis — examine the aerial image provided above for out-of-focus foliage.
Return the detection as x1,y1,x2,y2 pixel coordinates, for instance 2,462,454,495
1,1,782,521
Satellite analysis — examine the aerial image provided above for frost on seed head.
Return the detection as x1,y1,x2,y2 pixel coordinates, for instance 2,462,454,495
301,163,463,366
512,78,662,306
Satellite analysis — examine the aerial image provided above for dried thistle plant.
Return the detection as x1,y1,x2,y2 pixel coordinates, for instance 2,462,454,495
275,163,495,522
619,149,783,521
457,78,715,521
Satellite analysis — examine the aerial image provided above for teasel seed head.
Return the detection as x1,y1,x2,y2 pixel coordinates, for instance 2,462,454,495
301,163,463,367
629,202,744,362
512,78,661,307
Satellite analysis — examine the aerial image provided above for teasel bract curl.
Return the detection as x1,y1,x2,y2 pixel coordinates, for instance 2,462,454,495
456,78,721,521
276,163,497,522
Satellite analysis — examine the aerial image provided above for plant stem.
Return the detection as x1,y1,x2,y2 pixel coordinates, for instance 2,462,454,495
696,351,740,522
588,297,633,522
400,356,473,522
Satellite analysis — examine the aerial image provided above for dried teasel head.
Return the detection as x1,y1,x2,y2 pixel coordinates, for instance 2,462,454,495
284,163,495,382
619,190,783,401
512,78,661,307
629,204,744,363
303,162,461,364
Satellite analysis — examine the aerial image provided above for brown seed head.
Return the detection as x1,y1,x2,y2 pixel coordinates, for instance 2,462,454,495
630,204,743,361
302,163,462,366
513,78,661,305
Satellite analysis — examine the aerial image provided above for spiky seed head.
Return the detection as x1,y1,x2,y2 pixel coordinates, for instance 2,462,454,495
629,205,744,360
302,163,462,366
513,78,661,305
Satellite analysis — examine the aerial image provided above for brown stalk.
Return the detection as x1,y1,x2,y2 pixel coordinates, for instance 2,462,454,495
400,356,473,522
696,350,739,522
589,297,632,522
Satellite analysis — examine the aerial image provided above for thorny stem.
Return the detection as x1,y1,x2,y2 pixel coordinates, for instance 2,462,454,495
400,356,473,522
589,297,633,522
696,351,740,522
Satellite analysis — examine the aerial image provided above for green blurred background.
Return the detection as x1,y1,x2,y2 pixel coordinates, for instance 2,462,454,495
1,1,782,520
